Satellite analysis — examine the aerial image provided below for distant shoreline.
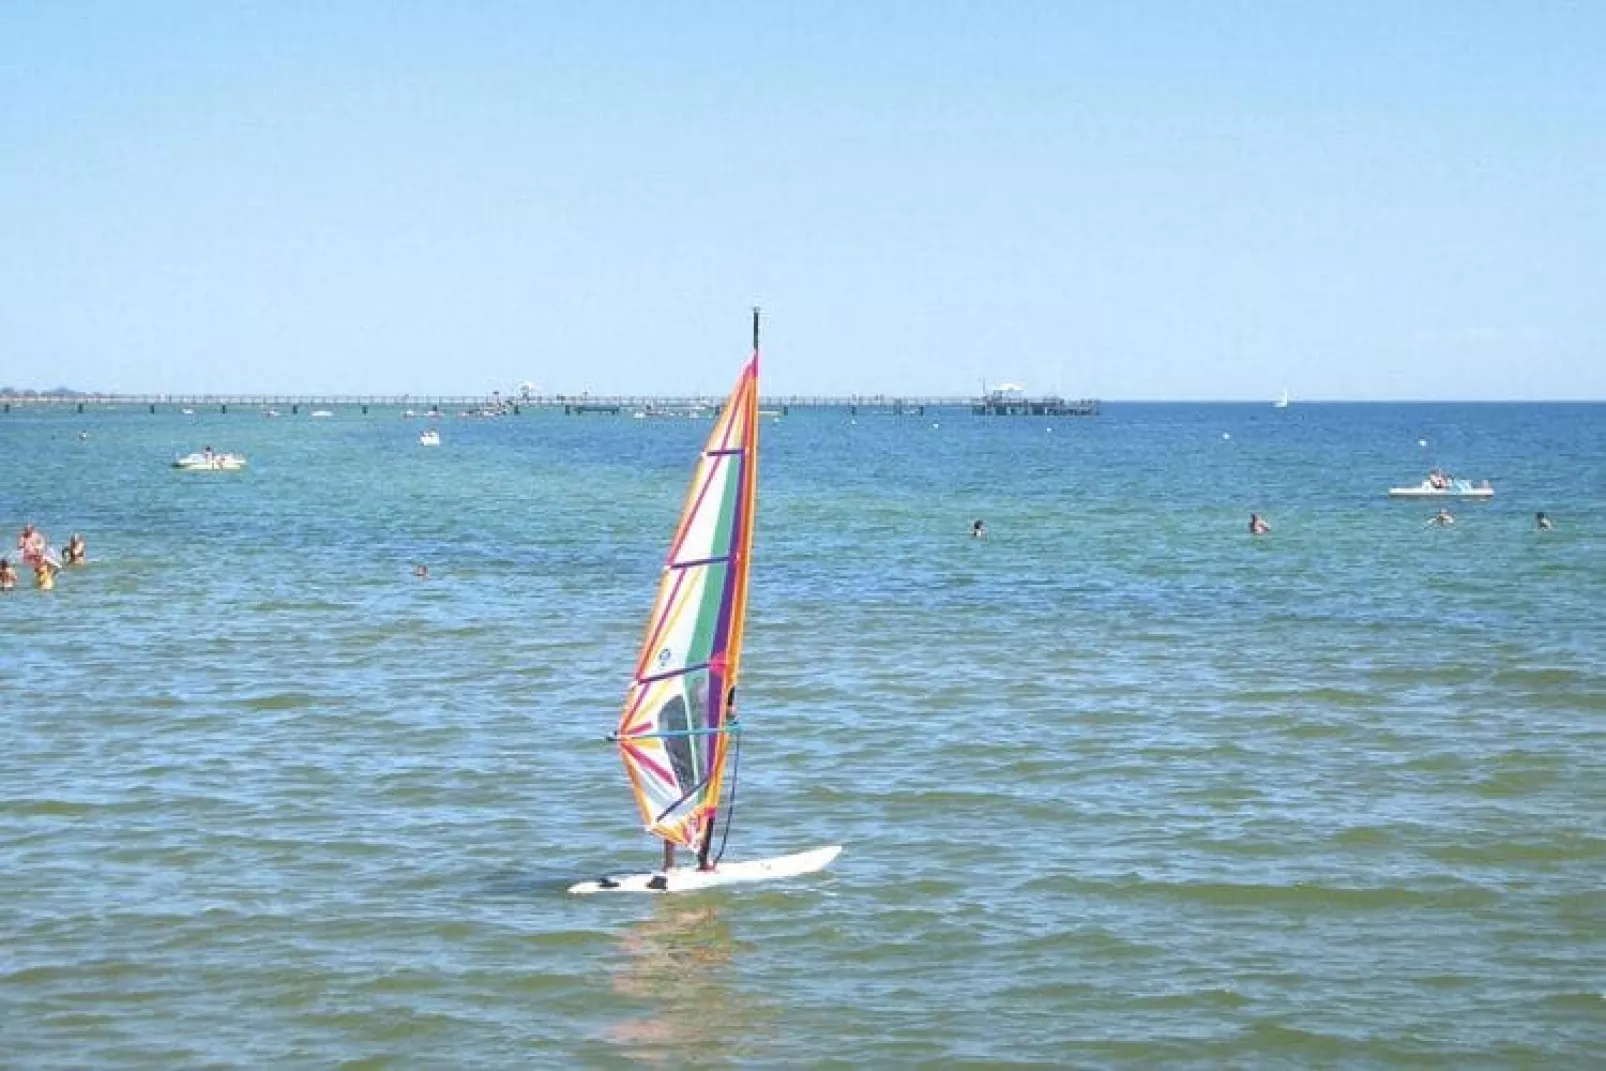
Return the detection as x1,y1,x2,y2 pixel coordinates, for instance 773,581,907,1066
3,392,1599,407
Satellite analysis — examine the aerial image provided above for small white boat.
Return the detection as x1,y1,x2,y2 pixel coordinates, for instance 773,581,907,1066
1273,388,1290,409
310,409,333,418
1388,477,1493,499
173,451,247,471
418,429,441,446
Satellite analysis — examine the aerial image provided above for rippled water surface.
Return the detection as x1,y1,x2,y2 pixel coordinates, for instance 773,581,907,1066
2,401,1604,1065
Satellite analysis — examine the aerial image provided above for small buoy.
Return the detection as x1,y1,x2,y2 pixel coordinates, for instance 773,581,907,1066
1222,432,1231,440
1418,438,1428,447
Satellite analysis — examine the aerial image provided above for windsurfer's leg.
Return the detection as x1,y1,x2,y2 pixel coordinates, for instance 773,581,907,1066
661,840,675,872
696,824,716,871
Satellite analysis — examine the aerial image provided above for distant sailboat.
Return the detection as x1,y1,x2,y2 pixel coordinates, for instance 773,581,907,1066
1273,388,1290,409
570,309,841,895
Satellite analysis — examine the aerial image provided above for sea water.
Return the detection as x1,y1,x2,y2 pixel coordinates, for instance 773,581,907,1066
2,401,1603,1065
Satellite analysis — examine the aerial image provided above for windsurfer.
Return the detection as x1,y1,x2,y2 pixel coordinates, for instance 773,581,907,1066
690,686,739,872
659,686,742,876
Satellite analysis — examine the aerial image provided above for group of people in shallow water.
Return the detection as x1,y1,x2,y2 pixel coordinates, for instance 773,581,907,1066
1420,509,1555,530
1,523,88,592
964,512,1556,541
1244,510,1555,533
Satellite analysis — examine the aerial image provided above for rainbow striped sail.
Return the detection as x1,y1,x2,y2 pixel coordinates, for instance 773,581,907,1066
613,315,759,860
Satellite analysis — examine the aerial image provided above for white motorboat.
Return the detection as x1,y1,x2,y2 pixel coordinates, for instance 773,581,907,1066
418,429,441,446
173,451,247,471
1388,477,1492,499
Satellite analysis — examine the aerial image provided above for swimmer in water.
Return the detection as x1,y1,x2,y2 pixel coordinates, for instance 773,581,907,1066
17,523,46,566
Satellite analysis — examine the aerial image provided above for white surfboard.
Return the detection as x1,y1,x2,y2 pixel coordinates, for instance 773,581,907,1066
569,844,841,895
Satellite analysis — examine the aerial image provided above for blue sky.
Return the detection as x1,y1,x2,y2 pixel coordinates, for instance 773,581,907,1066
1,2,1601,399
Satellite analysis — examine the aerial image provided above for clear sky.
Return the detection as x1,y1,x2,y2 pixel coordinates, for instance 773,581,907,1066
1,2,1601,399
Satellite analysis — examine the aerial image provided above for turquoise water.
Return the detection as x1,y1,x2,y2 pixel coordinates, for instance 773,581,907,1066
2,401,1603,1066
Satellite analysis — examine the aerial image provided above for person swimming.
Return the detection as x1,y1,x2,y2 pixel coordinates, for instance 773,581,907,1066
1249,513,1270,535
1535,511,1553,531
0,557,16,591
1430,508,1455,527
34,559,55,590
64,532,87,565
17,523,46,567
971,519,987,539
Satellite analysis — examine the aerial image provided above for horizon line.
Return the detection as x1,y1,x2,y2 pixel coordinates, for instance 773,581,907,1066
3,390,1602,406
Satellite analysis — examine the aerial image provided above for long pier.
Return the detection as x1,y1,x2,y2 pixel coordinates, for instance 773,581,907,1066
2,392,1099,417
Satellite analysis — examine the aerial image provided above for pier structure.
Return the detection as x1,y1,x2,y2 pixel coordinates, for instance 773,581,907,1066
3,391,1099,417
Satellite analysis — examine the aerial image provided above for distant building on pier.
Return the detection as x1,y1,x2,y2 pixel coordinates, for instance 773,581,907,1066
971,382,1098,416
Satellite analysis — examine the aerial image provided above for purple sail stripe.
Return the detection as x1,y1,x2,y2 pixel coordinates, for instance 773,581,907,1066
670,552,733,570
638,659,713,686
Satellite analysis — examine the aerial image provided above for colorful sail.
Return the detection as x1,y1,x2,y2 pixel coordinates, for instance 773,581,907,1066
613,326,759,854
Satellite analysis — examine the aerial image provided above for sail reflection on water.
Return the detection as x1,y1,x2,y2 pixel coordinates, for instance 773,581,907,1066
605,902,772,1061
